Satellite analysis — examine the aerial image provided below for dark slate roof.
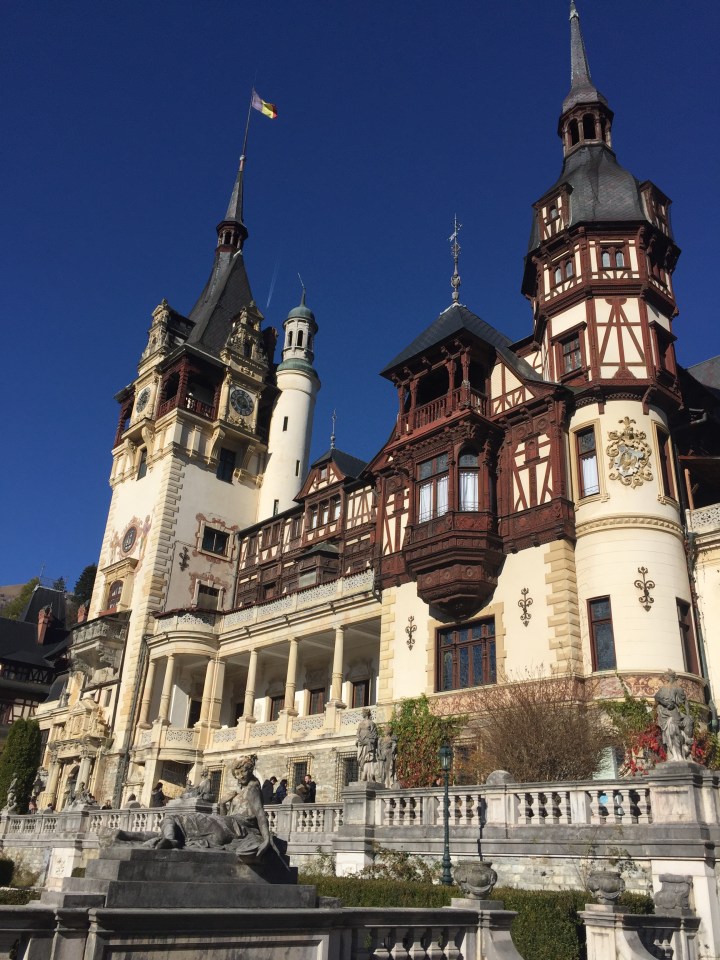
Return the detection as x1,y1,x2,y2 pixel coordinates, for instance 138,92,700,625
186,251,256,358
380,302,542,384
0,620,68,668
310,448,367,479
688,356,720,392
21,586,67,625
528,144,647,253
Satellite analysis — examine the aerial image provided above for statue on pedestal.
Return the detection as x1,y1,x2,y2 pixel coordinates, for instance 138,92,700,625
356,708,379,782
179,768,213,803
113,755,272,862
377,727,398,787
654,671,693,762
1,776,18,814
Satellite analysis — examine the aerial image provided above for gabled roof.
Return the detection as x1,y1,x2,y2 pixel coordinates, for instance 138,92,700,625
310,448,367,480
687,356,720,399
21,586,67,625
380,302,542,384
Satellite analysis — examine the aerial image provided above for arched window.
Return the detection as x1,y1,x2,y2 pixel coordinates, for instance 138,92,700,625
554,266,562,285
297,330,304,347
569,119,580,146
107,580,123,610
601,250,611,268
615,250,625,267
287,331,293,347
459,452,479,512
582,114,596,139
565,259,574,278
549,204,559,220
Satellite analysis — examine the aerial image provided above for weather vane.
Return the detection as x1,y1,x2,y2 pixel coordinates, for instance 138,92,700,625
449,216,462,303
330,409,337,450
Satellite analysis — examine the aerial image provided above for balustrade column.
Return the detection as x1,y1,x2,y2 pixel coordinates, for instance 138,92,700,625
137,657,158,728
158,654,176,724
242,650,258,719
209,657,226,727
198,657,215,724
283,638,299,713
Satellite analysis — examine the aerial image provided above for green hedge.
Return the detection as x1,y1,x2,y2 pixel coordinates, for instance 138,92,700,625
0,890,39,905
0,860,13,887
299,875,654,960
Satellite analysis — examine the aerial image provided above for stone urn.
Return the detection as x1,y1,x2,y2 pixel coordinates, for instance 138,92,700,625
587,869,625,904
654,874,692,914
453,859,498,899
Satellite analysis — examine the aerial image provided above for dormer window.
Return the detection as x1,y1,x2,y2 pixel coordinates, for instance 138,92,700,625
600,245,627,271
554,265,563,285
549,204,559,220
615,251,625,268
565,259,574,278
601,250,611,268
418,453,448,523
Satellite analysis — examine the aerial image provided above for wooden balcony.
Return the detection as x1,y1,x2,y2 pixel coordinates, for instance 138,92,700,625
157,394,217,422
397,387,486,435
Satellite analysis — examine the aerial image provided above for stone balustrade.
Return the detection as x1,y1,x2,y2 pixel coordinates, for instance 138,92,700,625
687,502,720,534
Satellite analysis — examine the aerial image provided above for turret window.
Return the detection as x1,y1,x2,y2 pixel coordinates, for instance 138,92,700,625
418,454,448,523
600,245,627,271
601,250,611,268
615,251,625,268
569,119,580,146
589,597,617,671
582,113,596,139
576,426,600,497
459,453,479,511
565,259,574,278
288,332,293,347
560,333,583,375
297,331,304,347
554,266,562,285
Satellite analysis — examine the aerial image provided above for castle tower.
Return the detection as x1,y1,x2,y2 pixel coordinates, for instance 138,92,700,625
520,3,698,679
257,290,320,518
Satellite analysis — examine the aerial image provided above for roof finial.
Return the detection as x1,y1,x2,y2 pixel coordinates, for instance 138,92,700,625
330,410,337,451
569,0,592,89
449,216,462,304
298,272,306,305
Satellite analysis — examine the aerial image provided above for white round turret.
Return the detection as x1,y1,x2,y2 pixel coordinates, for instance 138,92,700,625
257,294,320,519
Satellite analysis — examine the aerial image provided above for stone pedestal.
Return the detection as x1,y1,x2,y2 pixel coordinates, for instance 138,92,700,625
647,760,707,824
334,781,377,876
449,897,523,960
581,903,701,960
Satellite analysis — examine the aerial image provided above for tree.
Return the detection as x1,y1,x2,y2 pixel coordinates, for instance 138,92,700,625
391,695,466,788
1,578,39,621
73,565,97,606
459,671,612,783
52,577,67,592
0,719,42,813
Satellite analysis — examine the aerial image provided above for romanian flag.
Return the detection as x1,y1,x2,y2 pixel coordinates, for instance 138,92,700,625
251,90,278,119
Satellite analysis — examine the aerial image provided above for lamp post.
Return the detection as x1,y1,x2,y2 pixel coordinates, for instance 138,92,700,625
439,740,453,886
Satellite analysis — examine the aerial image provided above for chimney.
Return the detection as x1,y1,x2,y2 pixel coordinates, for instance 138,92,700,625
77,602,89,625
37,605,54,645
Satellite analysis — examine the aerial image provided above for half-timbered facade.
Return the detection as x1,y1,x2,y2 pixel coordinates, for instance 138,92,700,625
35,3,720,807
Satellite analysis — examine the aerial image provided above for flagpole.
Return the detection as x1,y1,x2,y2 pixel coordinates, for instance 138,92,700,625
240,90,254,172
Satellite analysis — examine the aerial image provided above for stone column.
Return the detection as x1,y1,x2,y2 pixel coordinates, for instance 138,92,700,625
209,658,226,728
45,750,61,804
242,649,258,720
137,657,158,728
77,748,93,789
330,625,346,705
283,638,299,714
198,657,215,725
157,653,176,724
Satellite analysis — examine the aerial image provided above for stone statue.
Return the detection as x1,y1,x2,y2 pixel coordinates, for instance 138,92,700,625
180,768,213,803
377,727,398,787
1,776,18,814
113,755,272,862
356,708,379,782
70,782,98,809
655,672,692,762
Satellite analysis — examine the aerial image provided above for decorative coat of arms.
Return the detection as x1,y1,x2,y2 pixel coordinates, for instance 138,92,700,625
606,417,652,488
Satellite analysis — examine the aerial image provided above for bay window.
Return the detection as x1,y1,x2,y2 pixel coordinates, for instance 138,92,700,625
418,453,448,522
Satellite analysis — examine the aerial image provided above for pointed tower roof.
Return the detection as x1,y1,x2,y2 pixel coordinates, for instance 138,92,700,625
186,159,257,357
562,2,608,113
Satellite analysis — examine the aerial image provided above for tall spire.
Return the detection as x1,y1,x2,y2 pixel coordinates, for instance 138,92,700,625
562,1,607,114
449,216,462,304
215,157,248,252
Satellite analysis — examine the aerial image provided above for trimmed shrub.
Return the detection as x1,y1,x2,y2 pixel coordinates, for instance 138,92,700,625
298,874,458,907
0,719,43,813
0,860,13,886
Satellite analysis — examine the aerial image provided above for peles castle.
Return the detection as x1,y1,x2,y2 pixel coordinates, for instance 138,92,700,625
35,4,720,808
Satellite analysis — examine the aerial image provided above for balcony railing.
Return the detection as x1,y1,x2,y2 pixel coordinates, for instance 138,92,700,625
687,503,720,535
398,387,486,434
157,394,217,422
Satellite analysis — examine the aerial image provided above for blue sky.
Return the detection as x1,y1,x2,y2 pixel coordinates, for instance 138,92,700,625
1,1,718,590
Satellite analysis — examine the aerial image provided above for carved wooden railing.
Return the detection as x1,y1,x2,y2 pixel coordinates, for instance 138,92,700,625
398,387,487,434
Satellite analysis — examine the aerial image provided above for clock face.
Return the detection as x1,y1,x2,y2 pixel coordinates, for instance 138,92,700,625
136,388,151,413
122,527,137,553
230,388,254,417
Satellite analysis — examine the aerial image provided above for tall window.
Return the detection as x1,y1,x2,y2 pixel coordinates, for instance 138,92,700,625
438,619,496,692
197,584,220,610
107,580,123,610
657,430,675,499
576,427,600,497
418,453,448,522
351,679,370,708
202,526,229,556
561,334,582,374
269,695,285,721
677,600,699,674
589,597,616,670
216,447,236,483
308,688,325,715
459,452,479,511
136,448,148,480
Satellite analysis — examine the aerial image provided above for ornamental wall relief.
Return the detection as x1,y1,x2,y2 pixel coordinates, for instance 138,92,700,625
606,417,652,489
